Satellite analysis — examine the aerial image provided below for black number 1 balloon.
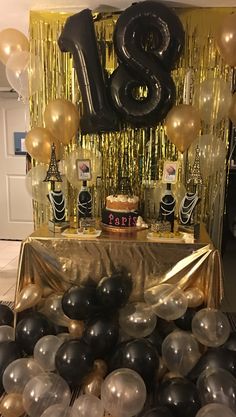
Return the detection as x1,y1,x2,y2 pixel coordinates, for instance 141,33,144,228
58,1,184,134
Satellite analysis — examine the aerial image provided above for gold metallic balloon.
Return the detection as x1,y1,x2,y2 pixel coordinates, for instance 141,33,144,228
0,393,25,417
44,99,80,145
216,13,236,67
25,127,60,164
93,359,108,378
15,283,43,312
0,28,29,65
165,104,201,153
82,372,104,397
68,320,84,338
184,287,205,308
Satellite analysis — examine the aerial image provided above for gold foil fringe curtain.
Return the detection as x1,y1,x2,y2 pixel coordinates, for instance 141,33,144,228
29,8,235,247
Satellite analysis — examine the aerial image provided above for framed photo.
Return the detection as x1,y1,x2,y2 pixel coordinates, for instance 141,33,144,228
162,161,178,184
14,131,27,155
76,159,92,181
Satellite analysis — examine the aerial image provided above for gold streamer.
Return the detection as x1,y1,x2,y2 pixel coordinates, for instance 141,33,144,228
29,8,235,247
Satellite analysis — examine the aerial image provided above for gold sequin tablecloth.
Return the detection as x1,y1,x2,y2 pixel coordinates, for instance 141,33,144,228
15,224,214,304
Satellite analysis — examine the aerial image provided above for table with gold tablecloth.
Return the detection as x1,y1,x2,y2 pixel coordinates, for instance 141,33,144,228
14,223,222,309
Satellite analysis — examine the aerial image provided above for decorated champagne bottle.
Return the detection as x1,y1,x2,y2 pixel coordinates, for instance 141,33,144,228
159,183,175,232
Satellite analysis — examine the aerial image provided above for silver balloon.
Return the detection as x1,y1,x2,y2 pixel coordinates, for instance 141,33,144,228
192,308,230,347
33,335,63,371
3,358,43,394
72,394,104,417
101,368,146,417
119,302,157,338
196,404,236,417
22,373,71,417
0,325,14,342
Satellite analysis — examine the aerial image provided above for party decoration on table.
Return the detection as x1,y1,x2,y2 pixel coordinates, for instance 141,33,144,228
162,330,201,376
64,148,102,188
6,51,42,100
110,339,159,389
25,127,58,164
165,104,201,153
216,13,236,67
44,98,80,145
0,342,22,396
22,372,71,417
62,285,99,320
179,192,200,225
101,368,147,417
174,307,197,331
78,181,92,219
159,183,176,232
188,348,236,381
33,335,63,371
110,1,184,127
0,304,14,326
157,377,201,417
3,358,43,395
194,78,231,124
119,302,157,338
15,283,43,312
197,367,236,411
40,403,72,417
0,326,14,343
72,394,104,417
44,143,63,187
96,272,132,311
0,28,29,65
15,312,55,355
55,339,94,387
196,403,236,417
0,392,25,417
83,316,119,358
192,308,231,347
144,283,188,321
188,145,203,185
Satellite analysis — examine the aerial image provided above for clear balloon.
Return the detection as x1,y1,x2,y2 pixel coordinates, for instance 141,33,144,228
119,302,157,338
72,394,104,417
192,308,230,347
101,368,146,417
194,78,231,124
0,325,14,342
162,330,201,376
0,393,25,417
144,283,188,321
165,104,201,153
64,148,101,187
15,283,42,312
197,368,236,411
196,403,236,417
40,404,72,417
39,294,70,327
3,358,43,394
6,51,42,100
44,99,80,145
0,28,29,65
184,287,205,308
33,335,63,372
22,373,71,417
216,13,236,67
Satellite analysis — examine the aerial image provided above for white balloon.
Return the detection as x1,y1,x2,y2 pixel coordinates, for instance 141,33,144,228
34,335,63,371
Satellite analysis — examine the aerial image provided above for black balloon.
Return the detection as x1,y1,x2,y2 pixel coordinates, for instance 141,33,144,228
145,326,164,356
96,272,132,311
62,286,100,320
157,378,201,417
15,312,54,355
188,348,236,381
141,407,174,417
55,339,94,387
222,332,236,351
110,1,185,126
0,341,21,395
110,339,159,389
0,303,13,326
83,316,119,358
174,308,197,331
58,9,119,134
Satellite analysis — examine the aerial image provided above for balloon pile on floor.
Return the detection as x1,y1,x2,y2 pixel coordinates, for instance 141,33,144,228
0,273,236,417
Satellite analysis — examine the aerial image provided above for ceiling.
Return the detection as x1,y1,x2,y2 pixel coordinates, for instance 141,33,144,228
0,0,236,34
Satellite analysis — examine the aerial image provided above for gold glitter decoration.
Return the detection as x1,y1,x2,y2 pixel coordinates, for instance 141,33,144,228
29,8,235,248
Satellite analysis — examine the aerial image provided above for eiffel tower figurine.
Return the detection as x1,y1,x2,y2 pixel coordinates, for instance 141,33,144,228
188,145,203,186
43,143,62,191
